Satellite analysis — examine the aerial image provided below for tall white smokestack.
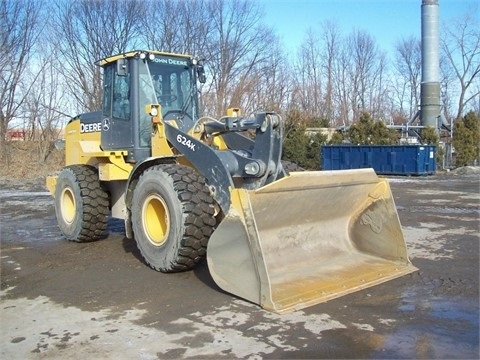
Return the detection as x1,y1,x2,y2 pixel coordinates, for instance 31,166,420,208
421,0,441,129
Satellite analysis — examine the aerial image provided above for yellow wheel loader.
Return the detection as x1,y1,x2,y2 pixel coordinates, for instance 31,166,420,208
46,50,416,313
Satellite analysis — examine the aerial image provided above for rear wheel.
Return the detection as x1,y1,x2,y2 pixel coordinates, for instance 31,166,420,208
54,165,109,242
131,164,216,272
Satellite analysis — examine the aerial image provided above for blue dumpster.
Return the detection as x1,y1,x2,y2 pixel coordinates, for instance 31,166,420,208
321,145,436,175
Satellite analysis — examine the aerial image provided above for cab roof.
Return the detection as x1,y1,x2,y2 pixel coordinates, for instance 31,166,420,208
95,50,192,67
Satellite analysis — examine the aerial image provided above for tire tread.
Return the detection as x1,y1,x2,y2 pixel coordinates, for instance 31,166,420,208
140,164,215,272
65,165,109,242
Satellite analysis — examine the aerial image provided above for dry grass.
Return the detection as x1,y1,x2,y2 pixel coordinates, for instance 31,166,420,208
0,141,65,182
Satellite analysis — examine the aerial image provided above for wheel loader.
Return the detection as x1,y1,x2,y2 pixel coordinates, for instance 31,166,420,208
46,50,417,313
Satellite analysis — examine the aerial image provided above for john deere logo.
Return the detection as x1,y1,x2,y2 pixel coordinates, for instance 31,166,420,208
103,118,110,131
152,56,188,67
80,122,102,133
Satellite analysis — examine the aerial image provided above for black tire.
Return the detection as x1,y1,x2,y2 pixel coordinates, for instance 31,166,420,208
54,165,109,242
281,160,305,174
131,164,216,272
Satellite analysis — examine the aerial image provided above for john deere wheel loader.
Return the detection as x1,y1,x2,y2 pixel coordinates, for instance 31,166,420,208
46,50,416,313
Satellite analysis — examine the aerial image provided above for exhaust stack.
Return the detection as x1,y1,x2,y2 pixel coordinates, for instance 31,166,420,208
421,0,441,129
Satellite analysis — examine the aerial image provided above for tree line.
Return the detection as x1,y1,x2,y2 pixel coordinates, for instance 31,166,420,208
1,0,479,166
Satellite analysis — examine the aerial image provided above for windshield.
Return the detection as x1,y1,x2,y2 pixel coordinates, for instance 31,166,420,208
138,55,196,134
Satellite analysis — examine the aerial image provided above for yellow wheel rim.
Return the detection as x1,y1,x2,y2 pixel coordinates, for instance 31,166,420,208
142,194,170,246
60,188,76,224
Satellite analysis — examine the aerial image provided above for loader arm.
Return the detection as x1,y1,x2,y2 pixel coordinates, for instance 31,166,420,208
162,112,284,214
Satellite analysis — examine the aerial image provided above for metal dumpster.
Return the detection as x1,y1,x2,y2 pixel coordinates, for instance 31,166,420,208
322,145,436,175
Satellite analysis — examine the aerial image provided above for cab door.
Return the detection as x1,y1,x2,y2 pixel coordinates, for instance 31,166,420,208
101,62,134,152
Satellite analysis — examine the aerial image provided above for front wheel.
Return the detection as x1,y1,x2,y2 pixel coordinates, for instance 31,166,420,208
131,164,216,272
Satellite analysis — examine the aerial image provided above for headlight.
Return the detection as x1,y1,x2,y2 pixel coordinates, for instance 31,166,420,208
150,107,158,116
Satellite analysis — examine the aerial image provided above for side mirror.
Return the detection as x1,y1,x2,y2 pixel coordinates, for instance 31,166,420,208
117,58,128,76
196,62,206,84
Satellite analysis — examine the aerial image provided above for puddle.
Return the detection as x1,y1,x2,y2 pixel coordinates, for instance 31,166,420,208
0,190,62,245
375,292,479,358
0,190,54,214
372,323,478,359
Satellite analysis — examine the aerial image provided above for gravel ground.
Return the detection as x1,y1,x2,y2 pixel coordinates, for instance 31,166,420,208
0,168,479,359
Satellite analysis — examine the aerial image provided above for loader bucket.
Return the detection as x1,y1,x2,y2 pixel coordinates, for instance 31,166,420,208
207,168,417,314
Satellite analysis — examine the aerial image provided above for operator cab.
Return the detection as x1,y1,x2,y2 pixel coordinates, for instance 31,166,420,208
97,50,205,162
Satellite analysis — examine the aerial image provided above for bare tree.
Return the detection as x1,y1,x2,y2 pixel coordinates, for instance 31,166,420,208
349,30,371,117
320,21,341,124
333,38,351,126
241,37,292,114
204,0,276,116
292,28,324,118
51,0,145,113
441,5,480,120
0,0,45,161
347,30,388,122
439,50,457,122
393,36,422,120
141,0,184,51
140,0,211,56
24,49,69,162
286,21,341,126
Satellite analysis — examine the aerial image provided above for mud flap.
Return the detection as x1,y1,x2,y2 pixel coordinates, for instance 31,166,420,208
206,168,417,314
